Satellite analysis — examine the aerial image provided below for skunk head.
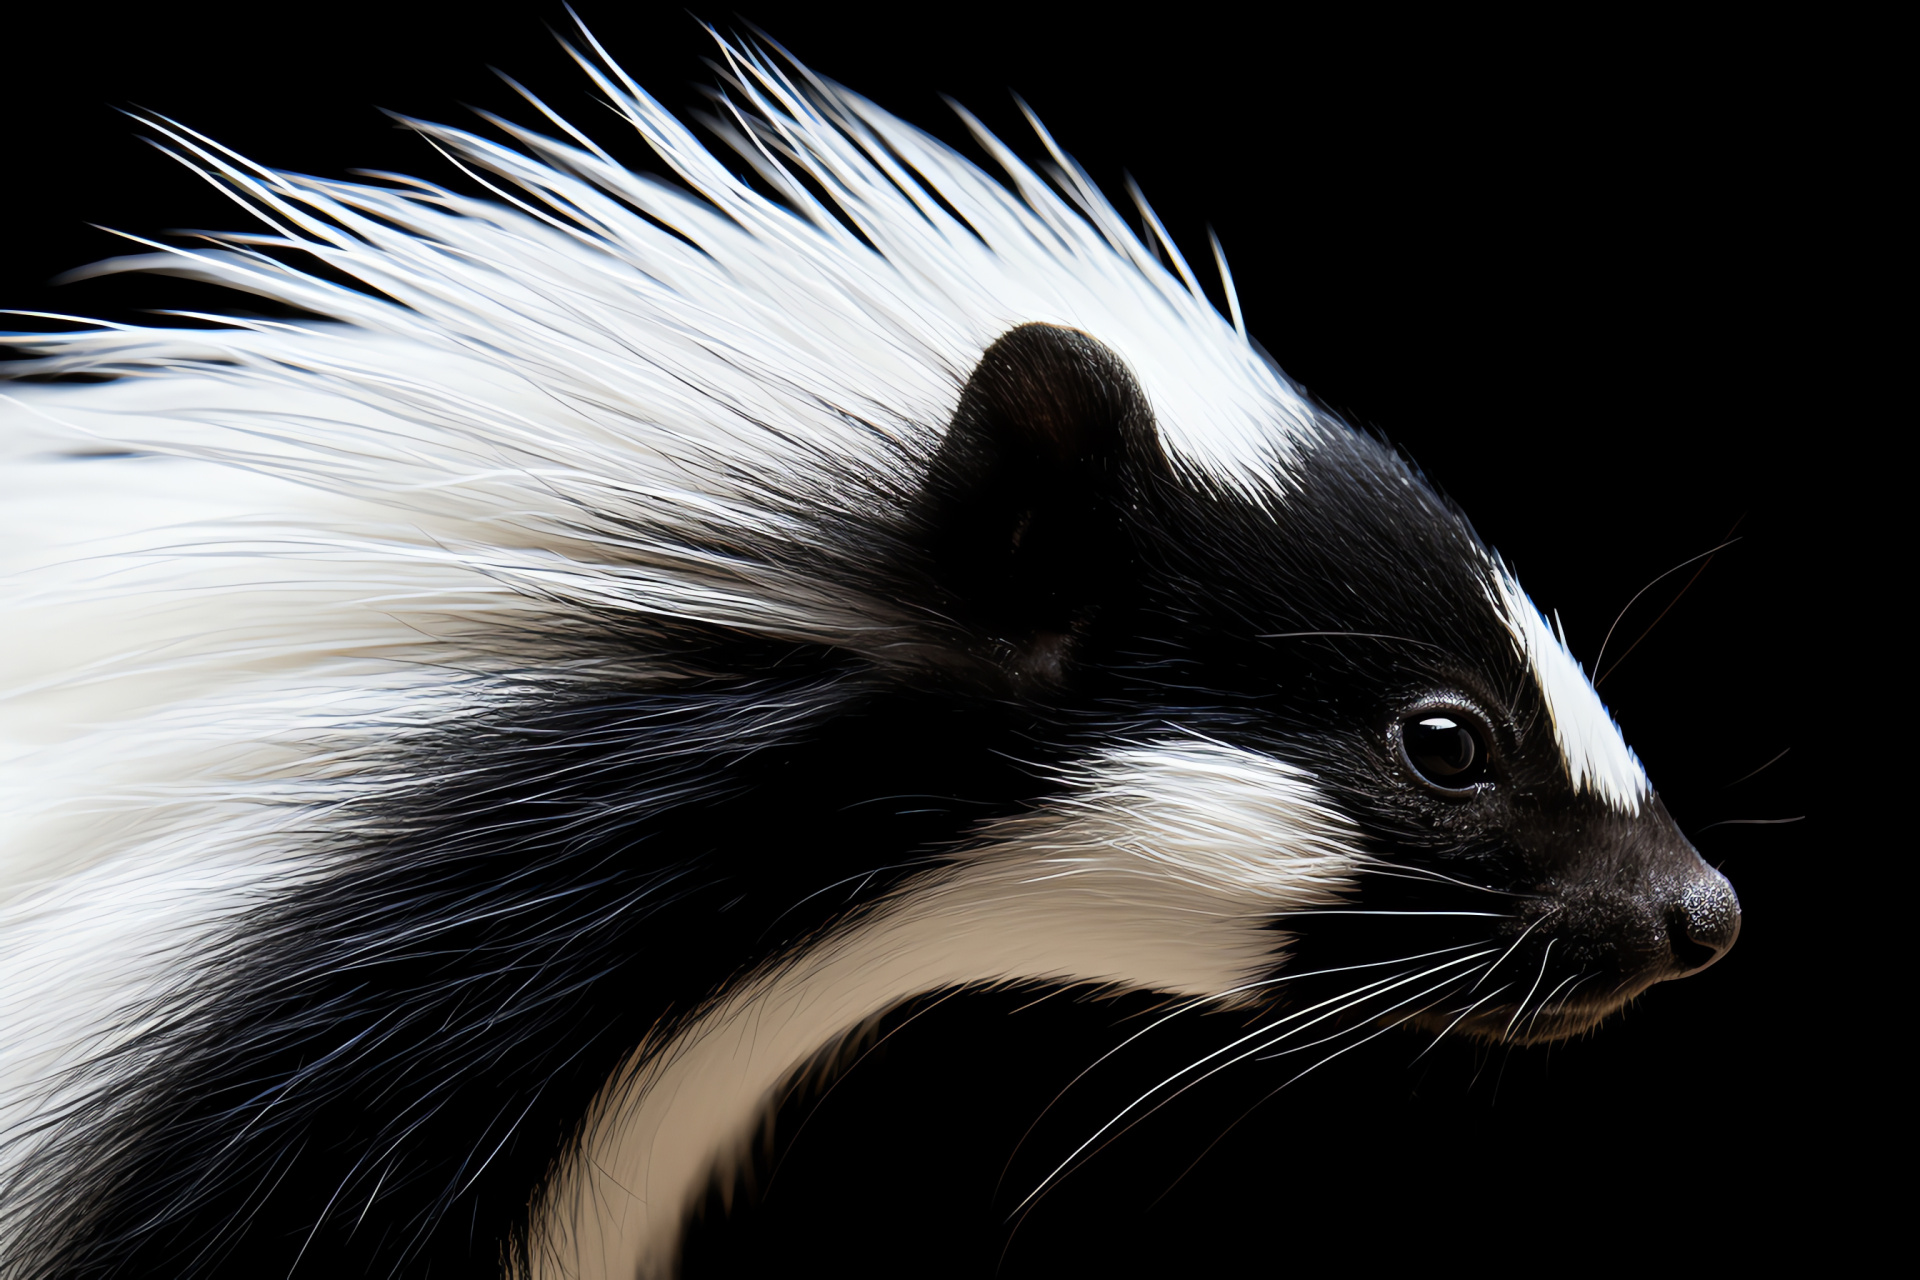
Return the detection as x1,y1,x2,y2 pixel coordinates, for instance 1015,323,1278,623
904,322,1738,1045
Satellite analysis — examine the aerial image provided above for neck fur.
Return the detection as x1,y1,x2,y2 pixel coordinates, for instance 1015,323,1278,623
529,739,1358,1279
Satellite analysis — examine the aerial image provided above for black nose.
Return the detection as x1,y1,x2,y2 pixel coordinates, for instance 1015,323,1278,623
1664,871,1741,975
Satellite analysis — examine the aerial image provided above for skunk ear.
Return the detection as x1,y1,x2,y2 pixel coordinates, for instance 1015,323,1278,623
917,323,1167,685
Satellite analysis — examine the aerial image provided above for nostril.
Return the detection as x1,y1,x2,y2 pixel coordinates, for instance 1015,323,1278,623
1665,876,1741,975
1665,908,1721,973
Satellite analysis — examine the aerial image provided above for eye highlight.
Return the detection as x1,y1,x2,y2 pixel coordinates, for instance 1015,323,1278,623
1399,709,1492,792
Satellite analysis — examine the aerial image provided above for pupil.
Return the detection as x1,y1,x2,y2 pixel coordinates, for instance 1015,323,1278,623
1408,716,1477,779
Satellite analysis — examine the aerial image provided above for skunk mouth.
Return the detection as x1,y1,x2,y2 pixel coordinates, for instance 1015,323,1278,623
1397,903,1741,1047
1394,857,1744,1048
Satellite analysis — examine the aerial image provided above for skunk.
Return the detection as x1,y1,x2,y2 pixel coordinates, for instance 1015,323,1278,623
0,26,1740,1280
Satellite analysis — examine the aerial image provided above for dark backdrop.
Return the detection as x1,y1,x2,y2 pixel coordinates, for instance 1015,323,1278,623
3,4,1846,1274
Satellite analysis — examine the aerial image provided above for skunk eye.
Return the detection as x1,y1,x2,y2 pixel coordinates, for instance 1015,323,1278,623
1400,711,1491,792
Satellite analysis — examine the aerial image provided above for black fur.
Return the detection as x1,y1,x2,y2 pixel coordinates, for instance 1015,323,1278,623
3,326,1732,1277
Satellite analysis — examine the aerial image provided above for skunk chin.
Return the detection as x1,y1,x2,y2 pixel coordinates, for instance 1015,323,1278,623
1409,999,1622,1046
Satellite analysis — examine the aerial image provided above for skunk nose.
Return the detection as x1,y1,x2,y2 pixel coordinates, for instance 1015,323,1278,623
1664,870,1740,976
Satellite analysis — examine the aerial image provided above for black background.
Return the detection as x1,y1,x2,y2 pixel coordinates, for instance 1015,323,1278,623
3,4,1853,1274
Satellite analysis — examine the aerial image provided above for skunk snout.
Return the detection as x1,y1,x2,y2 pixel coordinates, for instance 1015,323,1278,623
1621,800,1740,982
1663,865,1740,976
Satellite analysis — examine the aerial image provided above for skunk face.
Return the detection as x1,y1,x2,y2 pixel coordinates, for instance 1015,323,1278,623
0,31,1739,1280
913,325,1739,1053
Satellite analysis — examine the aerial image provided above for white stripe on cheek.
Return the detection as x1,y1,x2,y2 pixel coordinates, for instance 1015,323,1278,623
988,738,1364,930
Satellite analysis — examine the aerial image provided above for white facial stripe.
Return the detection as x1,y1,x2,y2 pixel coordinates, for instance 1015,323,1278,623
1489,572,1648,810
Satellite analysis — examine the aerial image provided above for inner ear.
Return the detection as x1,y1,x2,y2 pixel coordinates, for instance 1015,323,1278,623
916,323,1167,685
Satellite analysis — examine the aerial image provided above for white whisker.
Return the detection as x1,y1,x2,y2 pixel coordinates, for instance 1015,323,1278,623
1228,941,1490,995
1256,965,1480,1061
1151,985,1467,1203
1012,948,1495,1217
1523,971,1582,1037
1008,970,1414,1216
1408,982,1513,1065
1547,974,1595,1019
996,939,1490,1189
1269,909,1510,919
1352,857,1538,898
1504,938,1557,1037
1471,909,1557,992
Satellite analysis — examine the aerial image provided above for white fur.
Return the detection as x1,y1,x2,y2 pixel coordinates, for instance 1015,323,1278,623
532,737,1359,1280
0,435,481,1158
0,33,1317,1178
1489,571,1648,810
